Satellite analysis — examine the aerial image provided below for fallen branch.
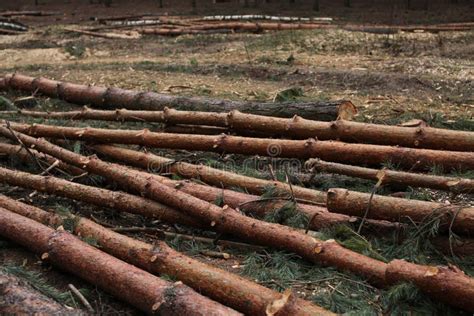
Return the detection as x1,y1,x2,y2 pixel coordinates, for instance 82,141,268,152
0,207,240,315
0,195,331,315
0,271,71,315
0,74,348,120
326,189,474,235
306,159,474,193
9,122,474,170
68,284,93,312
0,11,60,17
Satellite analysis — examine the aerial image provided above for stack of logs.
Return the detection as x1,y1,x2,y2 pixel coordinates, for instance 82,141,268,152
0,73,473,314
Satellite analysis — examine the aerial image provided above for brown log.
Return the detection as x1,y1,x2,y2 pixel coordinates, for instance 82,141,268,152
0,167,201,228
89,145,402,233
92,144,327,204
0,124,391,286
386,260,474,312
0,271,71,315
326,189,474,235
141,22,334,33
0,142,84,176
0,74,347,120
8,122,474,170
306,159,474,193
0,195,331,316
0,207,240,315
224,111,474,152
10,106,474,151
0,10,60,17
63,28,141,40
0,161,390,236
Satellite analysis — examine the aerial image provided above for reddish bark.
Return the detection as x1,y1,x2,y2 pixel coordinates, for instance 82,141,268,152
0,195,331,316
0,142,84,176
0,271,71,315
386,260,474,312
9,122,474,170
0,124,390,286
0,74,344,120
0,207,241,315
326,189,474,235
306,159,474,193
0,167,201,228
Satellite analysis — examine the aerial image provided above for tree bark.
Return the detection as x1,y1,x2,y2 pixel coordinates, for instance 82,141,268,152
0,142,84,176
0,125,390,286
0,271,71,315
9,122,474,171
1,74,347,120
17,106,468,151
306,159,474,194
0,208,240,315
141,22,334,34
0,167,201,228
91,144,327,204
0,194,331,316
326,189,474,235
386,260,474,312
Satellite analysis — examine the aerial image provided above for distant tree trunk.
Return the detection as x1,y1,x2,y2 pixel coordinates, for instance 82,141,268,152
244,0,249,7
159,0,163,8
313,0,319,10
192,0,197,12
344,0,351,7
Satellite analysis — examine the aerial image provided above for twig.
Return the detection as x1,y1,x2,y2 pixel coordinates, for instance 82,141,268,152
68,284,93,312
357,171,385,234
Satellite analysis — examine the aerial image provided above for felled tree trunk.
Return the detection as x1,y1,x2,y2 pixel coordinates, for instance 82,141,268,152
0,195,331,316
0,142,84,176
9,122,474,170
0,271,71,315
0,125,390,286
0,74,347,120
0,208,240,315
140,22,334,35
0,167,201,228
91,144,327,204
10,105,474,151
386,260,474,312
306,159,474,193
326,189,474,235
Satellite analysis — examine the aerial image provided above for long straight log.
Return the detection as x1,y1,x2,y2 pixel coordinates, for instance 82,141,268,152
326,189,474,235
0,271,71,315
92,144,327,204
141,22,334,33
0,167,201,228
2,139,473,313
0,142,381,232
0,161,391,237
306,159,474,193
5,106,473,152
0,194,331,316
0,124,391,286
0,207,241,315
8,122,474,170
0,142,84,176
0,74,346,120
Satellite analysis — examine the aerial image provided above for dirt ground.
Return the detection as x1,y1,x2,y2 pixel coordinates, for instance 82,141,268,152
0,1,473,315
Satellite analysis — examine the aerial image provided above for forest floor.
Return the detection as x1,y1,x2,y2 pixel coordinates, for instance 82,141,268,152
0,2,473,315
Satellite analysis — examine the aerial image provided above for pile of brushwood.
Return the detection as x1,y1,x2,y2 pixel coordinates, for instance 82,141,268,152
0,73,473,315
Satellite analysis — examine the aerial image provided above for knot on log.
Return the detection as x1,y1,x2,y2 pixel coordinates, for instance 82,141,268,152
266,288,296,316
